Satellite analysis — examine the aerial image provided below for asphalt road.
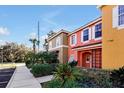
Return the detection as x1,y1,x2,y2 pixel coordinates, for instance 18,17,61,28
0,68,15,88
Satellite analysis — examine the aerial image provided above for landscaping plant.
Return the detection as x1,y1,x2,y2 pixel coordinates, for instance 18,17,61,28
78,68,112,88
41,51,59,64
68,60,78,67
110,66,124,88
31,63,56,77
25,52,37,68
48,63,80,88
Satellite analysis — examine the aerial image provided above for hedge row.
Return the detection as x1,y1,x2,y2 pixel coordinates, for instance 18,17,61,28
31,63,58,77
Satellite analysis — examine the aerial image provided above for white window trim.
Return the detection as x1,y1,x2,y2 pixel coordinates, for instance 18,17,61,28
113,5,124,30
48,45,68,51
118,6,124,29
81,28,91,43
70,34,77,46
118,24,124,30
94,22,102,40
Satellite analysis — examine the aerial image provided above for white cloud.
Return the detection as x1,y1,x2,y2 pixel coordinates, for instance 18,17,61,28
41,10,61,27
42,18,58,26
43,10,60,19
0,27,10,36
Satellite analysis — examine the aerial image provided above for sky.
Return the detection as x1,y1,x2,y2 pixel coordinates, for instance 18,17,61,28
0,5,101,49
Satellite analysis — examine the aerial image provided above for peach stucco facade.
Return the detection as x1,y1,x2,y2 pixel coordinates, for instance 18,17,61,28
101,5,124,69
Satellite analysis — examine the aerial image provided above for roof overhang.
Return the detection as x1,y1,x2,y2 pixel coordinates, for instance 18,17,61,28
72,43,102,51
47,29,70,41
68,17,102,36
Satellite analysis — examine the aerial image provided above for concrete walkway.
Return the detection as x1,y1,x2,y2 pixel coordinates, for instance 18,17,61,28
7,64,41,88
36,75,53,83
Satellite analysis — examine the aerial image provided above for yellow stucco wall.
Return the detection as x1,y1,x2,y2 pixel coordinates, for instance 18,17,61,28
101,5,124,69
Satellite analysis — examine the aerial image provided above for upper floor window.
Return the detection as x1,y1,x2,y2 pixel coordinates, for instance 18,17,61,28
56,36,61,47
71,34,76,45
118,5,124,26
113,5,124,29
83,29,89,41
95,23,102,38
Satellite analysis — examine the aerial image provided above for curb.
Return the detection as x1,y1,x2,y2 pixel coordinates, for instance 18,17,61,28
6,67,17,88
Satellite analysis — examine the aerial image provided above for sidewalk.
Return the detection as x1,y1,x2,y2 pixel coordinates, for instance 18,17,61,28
36,75,53,83
7,63,41,88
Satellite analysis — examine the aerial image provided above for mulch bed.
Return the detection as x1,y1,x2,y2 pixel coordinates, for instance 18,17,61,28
0,68,15,88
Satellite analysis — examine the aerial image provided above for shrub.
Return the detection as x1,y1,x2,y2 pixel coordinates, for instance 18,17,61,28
54,63,81,87
43,79,62,88
25,60,33,68
43,63,80,88
25,51,59,69
62,79,79,88
42,79,79,88
35,52,44,63
110,66,124,88
41,51,59,64
44,79,79,88
31,63,53,77
78,68,112,88
24,52,36,68
50,63,58,72
68,60,78,67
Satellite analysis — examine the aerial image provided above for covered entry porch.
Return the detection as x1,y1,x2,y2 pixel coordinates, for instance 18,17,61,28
73,44,102,69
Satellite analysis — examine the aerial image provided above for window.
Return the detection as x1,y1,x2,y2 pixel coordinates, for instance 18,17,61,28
118,5,124,26
71,34,76,45
83,29,89,41
113,5,124,28
95,23,102,38
56,37,61,47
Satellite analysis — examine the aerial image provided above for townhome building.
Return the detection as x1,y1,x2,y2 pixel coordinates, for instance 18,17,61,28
99,5,124,69
47,29,70,63
68,17,102,69
47,5,124,70
68,5,124,69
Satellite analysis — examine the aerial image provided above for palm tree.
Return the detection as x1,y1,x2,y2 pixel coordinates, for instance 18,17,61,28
29,38,38,53
54,63,81,87
43,39,48,52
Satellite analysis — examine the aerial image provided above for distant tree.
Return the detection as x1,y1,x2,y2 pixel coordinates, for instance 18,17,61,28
43,39,49,52
47,30,56,38
42,30,56,51
0,42,29,63
29,38,38,53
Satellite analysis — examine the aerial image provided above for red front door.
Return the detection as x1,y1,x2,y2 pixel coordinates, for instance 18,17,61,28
82,53,91,68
